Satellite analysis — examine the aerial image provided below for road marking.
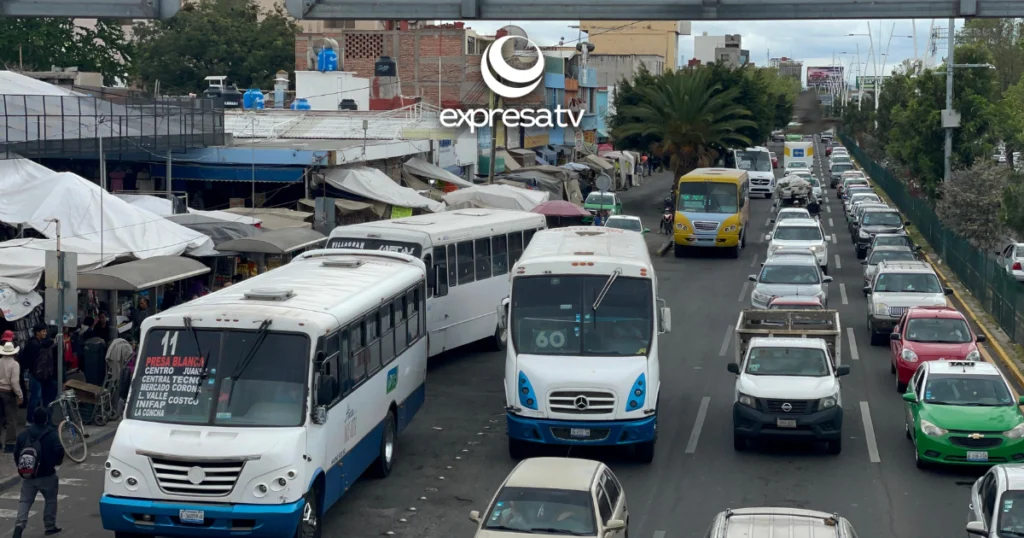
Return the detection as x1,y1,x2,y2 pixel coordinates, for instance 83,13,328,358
839,283,848,305
834,254,842,269
685,397,711,454
59,478,85,486
654,531,666,538
831,234,837,244
719,326,732,356
860,401,882,463
847,327,860,360
750,253,759,267
826,205,831,213
764,217,771,227
0,493,67,501
0,509,34,519
738,280,750,302
828,217,834,228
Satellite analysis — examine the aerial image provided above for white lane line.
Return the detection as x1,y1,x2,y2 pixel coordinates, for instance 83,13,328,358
826,204,832,213
719,326,732,356
834,254,842,269
828,217,834,228
750,253,759,267
831,234,837,244
59,478,85,486
685,397,712,454
847,327,860,360
839,283,849,305
654,531,666,538
738,280,750,302
0,509,35,519
860,401,882,463
0,493,68,501
764,217,771,227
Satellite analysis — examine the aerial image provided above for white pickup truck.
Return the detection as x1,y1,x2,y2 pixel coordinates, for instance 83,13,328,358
727,309,849,454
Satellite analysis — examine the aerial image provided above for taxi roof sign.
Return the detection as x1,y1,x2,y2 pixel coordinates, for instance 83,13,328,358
945,361,974,367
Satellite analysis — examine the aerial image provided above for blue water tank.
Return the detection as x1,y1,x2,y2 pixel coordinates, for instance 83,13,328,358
317,49,339,72
243,88,265,109
291,98,311,110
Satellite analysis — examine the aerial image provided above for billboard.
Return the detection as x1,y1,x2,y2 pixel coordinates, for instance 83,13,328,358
856,76,889,90
807,66,844,89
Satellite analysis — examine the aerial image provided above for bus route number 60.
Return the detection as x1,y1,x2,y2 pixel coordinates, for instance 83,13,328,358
535,330,566,349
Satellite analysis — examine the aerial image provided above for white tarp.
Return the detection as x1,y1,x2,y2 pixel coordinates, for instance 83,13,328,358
323,166,445,213
402,157,474,188
443,184,550,212
116,194,262,226
0,159,216,258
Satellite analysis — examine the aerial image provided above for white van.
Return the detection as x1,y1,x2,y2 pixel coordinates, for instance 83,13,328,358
732,147,775,198
328,209,546,357
100,249,428,538
500,226,671,463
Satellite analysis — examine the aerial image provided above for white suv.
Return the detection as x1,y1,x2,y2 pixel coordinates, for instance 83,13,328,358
765,218,828,274
864,260,952,345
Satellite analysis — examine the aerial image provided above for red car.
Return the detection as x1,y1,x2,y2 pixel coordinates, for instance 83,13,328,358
770,152,779,168
889,306,986,392
826,144,836,156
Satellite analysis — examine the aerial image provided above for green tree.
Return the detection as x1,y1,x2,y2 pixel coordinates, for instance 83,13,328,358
611,69,756,186
1000,73,1024,163
608,63,663,152
957,18,1024,96
937,160,1008,250
0,18,132,85
131,0,299,93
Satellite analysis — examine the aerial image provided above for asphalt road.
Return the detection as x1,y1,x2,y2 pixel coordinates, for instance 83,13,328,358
5,147,985,538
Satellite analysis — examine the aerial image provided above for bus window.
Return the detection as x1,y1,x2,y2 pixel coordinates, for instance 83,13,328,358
366,311,381,373
350,319,368,386
339,329,351,398
524,228,537,246
424,252,434,298
432,246,449,297
380,304,395,365
447,244,458,287
394,297,408,352
509,232,524,264
475,238,492,280
492,234,509,276
457,241,475,285
407,288,420,341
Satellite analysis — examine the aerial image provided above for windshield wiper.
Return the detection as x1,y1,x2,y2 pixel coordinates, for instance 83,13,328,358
183,317,209,399
526,528,588,535
230,319,272,383
592,268,622,313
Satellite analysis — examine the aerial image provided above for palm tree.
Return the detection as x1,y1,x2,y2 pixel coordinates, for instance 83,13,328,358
612,69,757,194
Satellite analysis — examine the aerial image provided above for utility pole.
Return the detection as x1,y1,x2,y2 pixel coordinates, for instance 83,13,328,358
943,17,957,182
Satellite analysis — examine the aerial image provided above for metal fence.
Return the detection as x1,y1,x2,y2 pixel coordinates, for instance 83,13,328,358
0,87,225,159
840,134,1024,348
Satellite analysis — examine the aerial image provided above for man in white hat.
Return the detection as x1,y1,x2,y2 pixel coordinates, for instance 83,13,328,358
0,341,24,451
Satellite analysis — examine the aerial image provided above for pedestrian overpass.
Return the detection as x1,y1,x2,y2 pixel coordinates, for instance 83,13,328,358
1,0,1021,20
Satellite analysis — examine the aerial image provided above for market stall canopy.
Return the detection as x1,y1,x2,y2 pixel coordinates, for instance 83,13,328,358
583,154,613,172
531,200,590,217
117,194,262,226
402,157,473,188
499,168,584,205
562,162,589,172
166,213,263,255
0,159,215,258
495,149,522,171
220,207,312,230
78,256,210,292
298,198,387,217
215,228,327,255
322,166,445,213
443,184,550,212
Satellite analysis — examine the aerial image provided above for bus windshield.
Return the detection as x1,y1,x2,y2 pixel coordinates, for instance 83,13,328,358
735,151,772,172
511,275,653,357
128,328,310,427
677,181,739,214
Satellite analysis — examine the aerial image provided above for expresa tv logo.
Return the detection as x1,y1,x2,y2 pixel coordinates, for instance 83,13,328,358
439,35,583,133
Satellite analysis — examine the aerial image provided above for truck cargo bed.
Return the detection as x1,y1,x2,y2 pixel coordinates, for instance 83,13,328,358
735,309,842,366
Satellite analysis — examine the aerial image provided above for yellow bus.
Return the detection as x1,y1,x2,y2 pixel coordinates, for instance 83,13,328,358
673,168,750,258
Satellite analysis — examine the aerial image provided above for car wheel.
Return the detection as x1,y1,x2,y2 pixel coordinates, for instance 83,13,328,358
897,380,907,393
764,193,772,199
870,331,886,346
890,361,896,374
733,432,748,451
826,438,842,455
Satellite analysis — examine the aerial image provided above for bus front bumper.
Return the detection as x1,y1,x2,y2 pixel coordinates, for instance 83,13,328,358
100,494,304,537
506,412,656,446
674,233,740,248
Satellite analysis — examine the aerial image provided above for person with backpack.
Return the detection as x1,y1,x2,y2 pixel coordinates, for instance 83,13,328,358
0,342,23,452
13,407,64,537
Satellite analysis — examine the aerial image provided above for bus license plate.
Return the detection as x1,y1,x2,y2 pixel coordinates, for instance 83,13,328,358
967,451,989,462
776,419,797,428
570,428,591,438
180,509,205,524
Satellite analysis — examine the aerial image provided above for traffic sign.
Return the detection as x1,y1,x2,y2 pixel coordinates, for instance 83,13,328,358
595,173,612,192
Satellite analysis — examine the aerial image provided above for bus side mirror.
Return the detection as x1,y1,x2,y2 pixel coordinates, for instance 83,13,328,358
659,307,672,334
315,372,336,407
497,298,510,330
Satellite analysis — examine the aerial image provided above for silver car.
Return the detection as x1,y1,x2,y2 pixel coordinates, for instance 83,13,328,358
749,254,832,309
860,245,917,285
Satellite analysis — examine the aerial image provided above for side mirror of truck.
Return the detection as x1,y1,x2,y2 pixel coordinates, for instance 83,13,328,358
836,365,850,376
659,307,672,334
727,363,740,374
496,297,510,330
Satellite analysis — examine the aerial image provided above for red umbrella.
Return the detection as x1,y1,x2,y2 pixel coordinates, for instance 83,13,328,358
531,200,590,217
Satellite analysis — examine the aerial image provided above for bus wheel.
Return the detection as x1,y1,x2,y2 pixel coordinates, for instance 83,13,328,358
673,244,685,258
634,440,655,463
728,244,740,259
115,533,147,538
371,411,397,478
508,438,531,460
296,488,321,538
492,325,507,351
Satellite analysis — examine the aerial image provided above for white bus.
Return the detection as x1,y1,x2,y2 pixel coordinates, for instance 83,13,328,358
100,249,428,538
499,226,671,463
327,209,547,357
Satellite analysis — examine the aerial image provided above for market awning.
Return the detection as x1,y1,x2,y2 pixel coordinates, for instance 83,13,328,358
583,154,613,171
402,157,474,188
496,149,522,171
215,228,327,255
78,256,210,291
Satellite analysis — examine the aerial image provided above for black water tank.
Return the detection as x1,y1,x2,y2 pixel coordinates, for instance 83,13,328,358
221,85,243,109
338,99,358,110
375,56,397,77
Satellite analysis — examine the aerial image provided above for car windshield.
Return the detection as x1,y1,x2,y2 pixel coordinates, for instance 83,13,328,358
484,486,597,535
844,180,868,189
777,211,810,222
605,218,641,232
874,272,942,293
745,347,830,376
677,181,739,214
832,157,851,163
851,195,881,205
833,164,855,173
862,212,903,227
511,275,653,357
868,250,917,265
905,317,972,343
586,193,615,206
997,490,1024,536
923,374,1014,406
128,328,309,427
759,264,821,284
787,161,807,169
735,150,773,172
774,226,823,242
874,235,912,248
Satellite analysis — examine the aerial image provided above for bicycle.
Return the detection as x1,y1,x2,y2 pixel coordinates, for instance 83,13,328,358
47,389,89,463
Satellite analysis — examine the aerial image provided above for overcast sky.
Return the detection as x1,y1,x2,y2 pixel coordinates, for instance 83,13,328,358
457,19,966,85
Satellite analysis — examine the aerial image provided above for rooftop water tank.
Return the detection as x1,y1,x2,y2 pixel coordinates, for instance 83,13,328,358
375,56,397,77
221,85,243,109
338,99,358,110
317,48,339,72
291,98,311,110
243,88,265,110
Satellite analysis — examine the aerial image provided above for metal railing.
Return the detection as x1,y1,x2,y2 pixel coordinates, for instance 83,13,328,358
840,133,1024,347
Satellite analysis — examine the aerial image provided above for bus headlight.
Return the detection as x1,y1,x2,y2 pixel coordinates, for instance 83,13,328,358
626,373,646,411
676,223,688,231
518,372,538,410
722,224,738,233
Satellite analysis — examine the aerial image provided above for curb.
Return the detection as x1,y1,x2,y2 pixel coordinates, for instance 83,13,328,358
0,425,118,492
657,242,672,257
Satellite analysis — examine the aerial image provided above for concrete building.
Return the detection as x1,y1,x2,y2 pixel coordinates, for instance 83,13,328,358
577,21,689,71
770,57,803,80
713,34,748,68
693,33,725,65
587,54,665,87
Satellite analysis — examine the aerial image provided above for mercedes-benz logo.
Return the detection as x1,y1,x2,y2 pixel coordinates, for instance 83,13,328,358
781,402,793,412
574,396,589,410
186,466,206,485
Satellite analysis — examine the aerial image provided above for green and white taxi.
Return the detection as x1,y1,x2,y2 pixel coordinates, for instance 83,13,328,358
903,360,1024,469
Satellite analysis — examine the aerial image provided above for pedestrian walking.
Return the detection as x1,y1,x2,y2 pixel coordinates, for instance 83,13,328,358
0,342,23,452
13,407,64,537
